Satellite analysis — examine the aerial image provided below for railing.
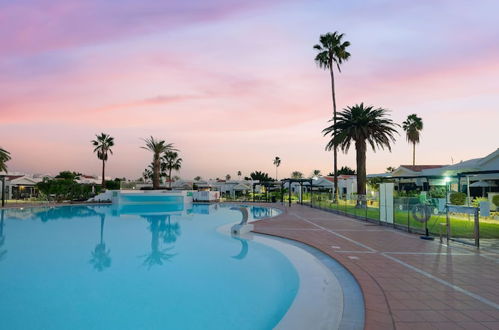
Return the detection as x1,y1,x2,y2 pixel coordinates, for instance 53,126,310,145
301,192,497,249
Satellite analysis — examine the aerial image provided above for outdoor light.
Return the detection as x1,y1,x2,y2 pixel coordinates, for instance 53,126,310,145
444,176,451,183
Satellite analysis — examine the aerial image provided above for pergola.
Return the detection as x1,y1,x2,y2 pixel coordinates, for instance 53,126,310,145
281,178,317,206
251,181,284,203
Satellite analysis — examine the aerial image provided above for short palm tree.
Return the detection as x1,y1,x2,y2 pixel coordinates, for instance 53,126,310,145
273,157,281,180
225,174,231,181
291,171,303,179
314,31,351,201
237,171,242,179
91,133,114,187
312,169,321,177
142,137,176,189
402,114,423,166
163,151,182,189
323,103,398,201
0,147,11,173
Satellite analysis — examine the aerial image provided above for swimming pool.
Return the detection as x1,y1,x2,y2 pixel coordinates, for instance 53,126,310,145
0,204,298,330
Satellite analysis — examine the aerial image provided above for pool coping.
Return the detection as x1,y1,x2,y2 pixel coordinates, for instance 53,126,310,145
246,202,393,329
257,234,365,330
218,204,365,330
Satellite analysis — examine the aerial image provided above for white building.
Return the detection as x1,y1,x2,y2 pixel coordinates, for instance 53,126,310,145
367,148,499,198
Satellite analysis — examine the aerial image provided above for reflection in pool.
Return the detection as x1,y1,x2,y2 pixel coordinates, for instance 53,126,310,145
0,204,297,330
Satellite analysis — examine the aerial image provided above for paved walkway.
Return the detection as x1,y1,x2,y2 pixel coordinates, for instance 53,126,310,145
252,204,499,330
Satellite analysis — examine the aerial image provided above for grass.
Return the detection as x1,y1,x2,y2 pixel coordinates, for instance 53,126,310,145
309,198,499,239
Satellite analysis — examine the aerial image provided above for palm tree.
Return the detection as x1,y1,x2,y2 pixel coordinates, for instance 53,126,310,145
194,176,202,181
314,31,351,201
237,171,242,180
402,114,423,166
225,174,231,181
312,169,321,177
91,133,115,187
273,157,281,181
291,171,303,179
323,103,398,202
0,147,11,173
142,137,176,189
163,151,182,189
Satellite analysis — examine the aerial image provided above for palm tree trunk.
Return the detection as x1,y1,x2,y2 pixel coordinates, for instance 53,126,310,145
329,63,338,202
101,158,106,188
412,142,416,166
169,168,172,189
153,154,160,189
275,166,278,181
355,140,367,204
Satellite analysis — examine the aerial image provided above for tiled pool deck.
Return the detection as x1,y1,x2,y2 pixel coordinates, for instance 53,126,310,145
252,204,499,330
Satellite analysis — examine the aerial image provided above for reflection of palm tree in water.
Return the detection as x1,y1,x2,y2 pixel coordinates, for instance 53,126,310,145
0,211,6,262
160,215,181,244
90,213,111,271
141,215,180,269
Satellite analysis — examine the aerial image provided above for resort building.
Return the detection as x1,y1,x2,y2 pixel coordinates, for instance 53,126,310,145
284,175,358,199
0,174,43,200
368,148,499,200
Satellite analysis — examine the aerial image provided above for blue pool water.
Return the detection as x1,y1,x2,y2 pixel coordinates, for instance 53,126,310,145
0,204,299,330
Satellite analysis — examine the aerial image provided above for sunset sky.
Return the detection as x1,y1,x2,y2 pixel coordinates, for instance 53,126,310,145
1,0,498,180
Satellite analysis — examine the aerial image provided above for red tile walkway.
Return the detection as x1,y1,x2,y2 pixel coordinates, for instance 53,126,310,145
252,204,499,330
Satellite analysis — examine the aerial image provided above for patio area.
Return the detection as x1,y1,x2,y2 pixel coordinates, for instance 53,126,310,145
253,204,499,330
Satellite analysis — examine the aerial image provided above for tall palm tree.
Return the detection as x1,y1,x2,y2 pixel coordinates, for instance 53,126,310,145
0,147,11,173
323,103,398,201
142,137,176,189
91,133,114,187
163,151,182,189
314,31,351,201
402,114,423,166
273,156,281,181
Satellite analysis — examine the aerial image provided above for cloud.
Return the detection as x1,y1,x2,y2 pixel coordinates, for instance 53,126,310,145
92,94,209,114
0,0,294,57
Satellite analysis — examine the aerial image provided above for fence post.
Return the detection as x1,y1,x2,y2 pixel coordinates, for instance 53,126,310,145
406,198,410,232
364,195,368,221
446,206,450,245
474,208,480,248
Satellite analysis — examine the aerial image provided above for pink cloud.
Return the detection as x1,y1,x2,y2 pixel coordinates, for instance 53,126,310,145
0,0,295,57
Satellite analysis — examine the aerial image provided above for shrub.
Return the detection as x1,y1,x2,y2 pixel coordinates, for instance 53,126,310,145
472,197,488,208
449,192,466,205
428,186,446,198
105,179,121,190
492,195,499,207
